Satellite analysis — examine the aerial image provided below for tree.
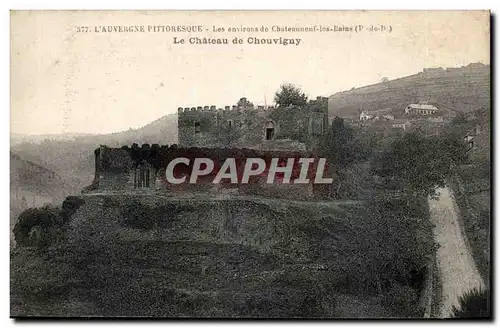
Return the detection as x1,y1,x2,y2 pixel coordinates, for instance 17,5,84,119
452,288,490,318
447,113,473,153
274,83,308,107
381,77,389,88
322,117,358,170
372,131,455,198
320,117,360,198
440,128,469,165
236,97,254,109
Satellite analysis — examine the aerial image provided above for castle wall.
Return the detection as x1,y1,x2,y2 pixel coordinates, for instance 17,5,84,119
90,145,332,199
178,105,272,148
92,98,331,196
177,98,328,150
98,146,135,191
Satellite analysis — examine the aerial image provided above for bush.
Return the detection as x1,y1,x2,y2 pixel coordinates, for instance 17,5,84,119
121,201,157,230
451,288,490,318
371,131,454,198
13,206,61,247
120,201,194,230
336,198,436,296
13,196,85,248
61,196,86,222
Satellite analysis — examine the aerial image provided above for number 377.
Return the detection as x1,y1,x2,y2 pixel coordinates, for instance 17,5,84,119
76,26,89,33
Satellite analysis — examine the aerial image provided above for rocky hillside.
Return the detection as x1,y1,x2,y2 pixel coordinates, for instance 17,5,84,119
11,194,434,318
328,63,490,119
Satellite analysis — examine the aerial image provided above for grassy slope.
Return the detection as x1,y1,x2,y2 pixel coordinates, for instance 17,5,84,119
450,165,490,286
329,64,490,118
11,194,433,318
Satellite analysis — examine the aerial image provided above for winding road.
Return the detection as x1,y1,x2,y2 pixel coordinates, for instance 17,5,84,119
429,186,484,318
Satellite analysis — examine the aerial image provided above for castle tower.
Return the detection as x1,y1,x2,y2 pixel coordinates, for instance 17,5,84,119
307,96,330,151
178,106,218,147
177,98,330,150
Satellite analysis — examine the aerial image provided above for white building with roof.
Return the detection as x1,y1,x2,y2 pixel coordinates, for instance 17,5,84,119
359,110,373,121
391,119,411,130
404,104,439,115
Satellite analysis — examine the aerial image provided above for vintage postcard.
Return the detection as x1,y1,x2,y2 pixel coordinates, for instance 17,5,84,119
10,10,491,319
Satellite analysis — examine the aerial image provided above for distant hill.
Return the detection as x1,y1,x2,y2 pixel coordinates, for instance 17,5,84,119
10,133,96,147
10,151,69,199
328,63,490,119
10,151,70,243
10,114,178,194
59,113,179,148
11,113,178,147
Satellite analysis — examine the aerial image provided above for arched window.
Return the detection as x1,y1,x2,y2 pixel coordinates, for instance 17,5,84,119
265,121,276,140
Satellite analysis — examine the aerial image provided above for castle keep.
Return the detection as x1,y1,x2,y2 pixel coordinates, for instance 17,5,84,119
177,97,330,151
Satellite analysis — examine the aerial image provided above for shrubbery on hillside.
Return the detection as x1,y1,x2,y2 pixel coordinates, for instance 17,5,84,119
121,200,194,230
372,131,463,198
382,284,421,318
115,194,435,317
11,193,435,317
13,206,61,247
335,196,435,316
451,288,490,318
13,196,85,248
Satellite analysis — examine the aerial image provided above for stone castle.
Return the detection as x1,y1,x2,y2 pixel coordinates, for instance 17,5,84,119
83,98,333,199
85,144,331,199
177,97,330,151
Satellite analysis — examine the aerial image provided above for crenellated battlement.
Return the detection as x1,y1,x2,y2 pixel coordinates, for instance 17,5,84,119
83,143,331,199
176,98,328,150
177,104,274,114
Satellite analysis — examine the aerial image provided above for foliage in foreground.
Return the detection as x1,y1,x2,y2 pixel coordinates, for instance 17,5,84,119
12,194,435,317
115,197,434,317
451,288,490,319
372,131,467,198
13,196,85,248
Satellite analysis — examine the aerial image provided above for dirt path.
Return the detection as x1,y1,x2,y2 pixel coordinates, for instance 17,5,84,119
429,186,484,318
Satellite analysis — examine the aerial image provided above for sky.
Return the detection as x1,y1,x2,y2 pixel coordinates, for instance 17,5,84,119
10,10,490,135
